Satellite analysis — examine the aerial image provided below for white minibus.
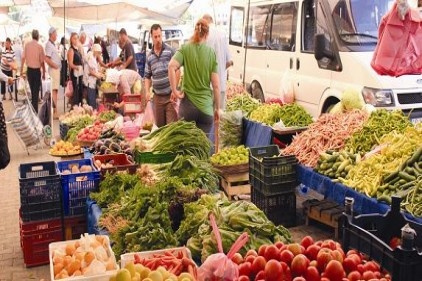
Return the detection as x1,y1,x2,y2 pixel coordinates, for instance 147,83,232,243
228,0,422,122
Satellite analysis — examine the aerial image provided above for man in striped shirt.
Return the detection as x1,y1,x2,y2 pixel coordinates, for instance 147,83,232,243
1,38,15,100
144,24,178,127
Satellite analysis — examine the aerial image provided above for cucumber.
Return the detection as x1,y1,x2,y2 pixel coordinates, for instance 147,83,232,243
384,171,399,183
414,162,422,174
408,146,422,166
377,194,392,204
398,171,416,182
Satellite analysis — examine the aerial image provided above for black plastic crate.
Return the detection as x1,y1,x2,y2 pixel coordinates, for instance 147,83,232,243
19,162,62,222
249,145,298,194
57,159,100,217
342,197,422,281
251,185,296,227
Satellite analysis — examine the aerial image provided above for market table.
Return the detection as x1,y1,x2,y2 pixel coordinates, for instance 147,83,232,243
297,164,422,224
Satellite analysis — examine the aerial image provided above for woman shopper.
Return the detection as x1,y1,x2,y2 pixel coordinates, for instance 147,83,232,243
84,44,104,109
1,38,15,101
67,32,84,106
168,19,220,134
59,37,67,88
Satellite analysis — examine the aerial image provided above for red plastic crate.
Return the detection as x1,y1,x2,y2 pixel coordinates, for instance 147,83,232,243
64,215,87,241
122,94,141,102
93,153,138,179
20,217,63,267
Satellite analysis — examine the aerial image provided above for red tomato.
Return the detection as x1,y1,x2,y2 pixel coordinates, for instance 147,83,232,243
304,266,320,281
346,249,359,256
255,270,265,280
287,243,303,256
264,245,280,261
291,254,309,277
309,260,318,268
317,248,333,272
335,247,345,259
275,241,285,250
389,237,401,249
320,278,330,281
245,255,255,265
264,260,283,281
347,270,362,281
251,256,267,275
324,260,345,281
347,254,362,266
246,249,258,257
321,239,337,251
316,241,323,247
357,264,365,274
280,262,292,281
258,244,267,257
305,245,321,261
363,261,380,273
280,250,295,266
238,275,250,281
231,253,243,265
292,277,306,281
362,271,376,280
301,236,314,250
342,257,358,273
239,261,252,277
331,249,344,263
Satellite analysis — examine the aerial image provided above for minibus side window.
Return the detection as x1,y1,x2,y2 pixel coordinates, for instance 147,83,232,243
230,6,244,46
269,2,298,51
315,1,335,69
247,5,271,48
302,0,316,52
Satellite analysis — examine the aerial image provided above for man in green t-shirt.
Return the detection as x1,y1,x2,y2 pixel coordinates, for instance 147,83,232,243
168,19,220,134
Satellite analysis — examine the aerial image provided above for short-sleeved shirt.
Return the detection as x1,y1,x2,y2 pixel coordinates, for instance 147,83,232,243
1,48,15,72
45,40,61,71
121,40,137,72
173,42,218,116
144,44,175,95
206,24,231,92
84,51,99,88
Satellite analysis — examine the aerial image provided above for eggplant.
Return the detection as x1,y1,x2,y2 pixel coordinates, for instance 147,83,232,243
103,139,112,148
105,148,112,154
124,148,133,156
99,145,108,155
110,142,121,153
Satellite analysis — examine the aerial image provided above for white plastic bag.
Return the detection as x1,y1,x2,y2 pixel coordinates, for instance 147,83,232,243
17,78,30,95
280,71,295,104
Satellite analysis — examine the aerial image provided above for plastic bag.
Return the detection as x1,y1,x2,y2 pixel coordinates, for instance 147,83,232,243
65,80,73,98
141,101,155,130
280,71,294,104
0,102,10,170
371,2,422,76
17,78,30,95
198,214,249,281
218,110,243,150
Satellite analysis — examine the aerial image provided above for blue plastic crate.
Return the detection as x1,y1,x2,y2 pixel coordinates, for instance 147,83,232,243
87,198,109,236
57,159,100,217
19,161,62,222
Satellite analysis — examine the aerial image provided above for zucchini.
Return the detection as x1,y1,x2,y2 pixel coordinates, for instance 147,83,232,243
408,146,422,166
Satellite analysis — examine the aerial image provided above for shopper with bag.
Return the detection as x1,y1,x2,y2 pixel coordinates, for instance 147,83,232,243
168,19,220,134
20,29,45,113
67,32,84,106
1,38,16,101
0,70,14,170
84,44,104,109
44,27,61,119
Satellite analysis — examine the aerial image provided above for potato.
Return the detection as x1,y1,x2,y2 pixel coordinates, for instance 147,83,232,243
54,263,64,276
84,251,95,266
65,243,75,256
80,165,93,172
62,170,71,175
71,165,80,173
66,259,81,275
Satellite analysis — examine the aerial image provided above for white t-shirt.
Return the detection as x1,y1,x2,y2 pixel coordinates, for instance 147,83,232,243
84,51,99,88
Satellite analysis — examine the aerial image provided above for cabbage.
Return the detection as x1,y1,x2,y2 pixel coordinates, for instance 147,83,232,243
330,102,344,114
341,89,364,110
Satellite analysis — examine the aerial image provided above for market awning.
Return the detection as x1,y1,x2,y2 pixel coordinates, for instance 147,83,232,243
47,0,193,24
0,0,31,6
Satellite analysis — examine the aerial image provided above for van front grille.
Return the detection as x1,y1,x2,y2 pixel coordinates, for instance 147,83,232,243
397,93,422,104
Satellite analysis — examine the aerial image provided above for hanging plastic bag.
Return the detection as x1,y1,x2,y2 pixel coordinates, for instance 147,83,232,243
218,110,243,150
65,80,73,98
371,2,422,76
280,71,294,104
197,213,249,281
141,101,155,131
17,78,30,95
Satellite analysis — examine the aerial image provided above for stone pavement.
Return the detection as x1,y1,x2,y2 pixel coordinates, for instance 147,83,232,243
0,94,334,281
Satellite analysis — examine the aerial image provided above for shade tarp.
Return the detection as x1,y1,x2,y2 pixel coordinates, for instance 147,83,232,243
47,0,193,24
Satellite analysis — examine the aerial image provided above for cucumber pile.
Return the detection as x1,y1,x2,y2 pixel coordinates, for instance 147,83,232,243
315,150,361,179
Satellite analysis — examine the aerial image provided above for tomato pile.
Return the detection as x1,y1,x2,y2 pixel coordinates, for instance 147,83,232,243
232,237,391,281
77,120,104,142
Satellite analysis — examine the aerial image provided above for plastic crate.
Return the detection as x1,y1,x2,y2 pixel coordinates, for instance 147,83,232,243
134,150,176,164
123,102,142,114
122,94,141,102
57,159,100,217
342,197,422,281
20,217,63,267
64,215,87,240
93,153,138,179
251,185,296,227
19,161,62,222
49,235,118,281
249,145,298,194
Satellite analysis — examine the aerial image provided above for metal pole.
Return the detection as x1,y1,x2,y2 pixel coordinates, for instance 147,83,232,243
242,0,250,86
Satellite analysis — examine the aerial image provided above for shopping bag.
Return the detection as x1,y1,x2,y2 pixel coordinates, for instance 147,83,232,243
17,78,30,95
65,80,73,98
197,213,249,281
0,103,10,170
141,101,155,130
371,2,422,76
280,71,295,104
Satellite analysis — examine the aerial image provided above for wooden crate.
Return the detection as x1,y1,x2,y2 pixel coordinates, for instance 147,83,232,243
221,172,251,200
304,199,344,239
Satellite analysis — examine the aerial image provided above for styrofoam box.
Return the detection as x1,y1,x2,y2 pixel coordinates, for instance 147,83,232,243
120,247,193,268
49,235,119,281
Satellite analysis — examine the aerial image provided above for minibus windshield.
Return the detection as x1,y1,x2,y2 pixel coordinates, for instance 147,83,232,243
328,0,394,46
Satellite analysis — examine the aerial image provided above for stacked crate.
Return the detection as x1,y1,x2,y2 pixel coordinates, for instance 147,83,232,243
249,145,298,227
19,161,64,267
56,159,100,240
